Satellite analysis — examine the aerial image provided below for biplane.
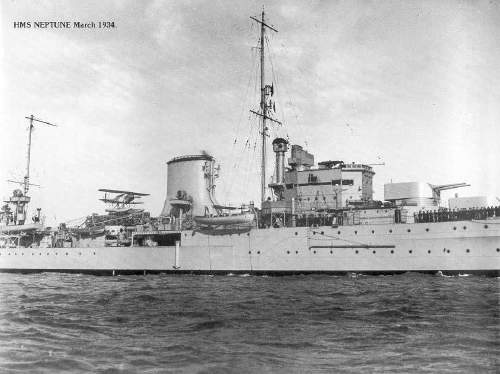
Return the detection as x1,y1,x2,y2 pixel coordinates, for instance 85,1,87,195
98,188,150,214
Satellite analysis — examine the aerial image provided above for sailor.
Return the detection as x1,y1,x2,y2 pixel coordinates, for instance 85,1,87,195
118,228,126,246
480,208,486,219
487,206,494,217
274,216,283,228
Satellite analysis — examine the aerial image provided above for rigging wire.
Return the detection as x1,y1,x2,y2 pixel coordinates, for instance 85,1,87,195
225,35,260,203
219,33,261,199
265,35,310,149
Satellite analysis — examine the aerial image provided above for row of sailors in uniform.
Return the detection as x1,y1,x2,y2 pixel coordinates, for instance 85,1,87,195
414,206,500,223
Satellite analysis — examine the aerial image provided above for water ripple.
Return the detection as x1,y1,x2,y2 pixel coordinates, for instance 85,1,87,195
0,273,498,373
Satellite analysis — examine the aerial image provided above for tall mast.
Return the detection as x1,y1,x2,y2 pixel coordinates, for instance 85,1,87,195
250,11,280,205
23,115,57,195
5,115,57,226
25,115,34,195
259,10,266,204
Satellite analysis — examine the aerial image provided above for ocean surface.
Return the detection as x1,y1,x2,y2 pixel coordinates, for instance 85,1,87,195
0,273,498,373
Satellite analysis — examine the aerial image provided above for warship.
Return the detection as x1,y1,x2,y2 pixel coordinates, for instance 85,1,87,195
1,12,499,275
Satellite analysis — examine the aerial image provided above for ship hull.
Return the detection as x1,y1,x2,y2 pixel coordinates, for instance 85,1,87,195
1,220,499,275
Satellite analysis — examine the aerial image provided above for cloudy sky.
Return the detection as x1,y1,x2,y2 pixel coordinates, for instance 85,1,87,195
1,0,499,224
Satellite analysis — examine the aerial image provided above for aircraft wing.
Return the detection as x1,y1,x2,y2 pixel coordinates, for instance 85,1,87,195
99,198,122,204
98,188,150,196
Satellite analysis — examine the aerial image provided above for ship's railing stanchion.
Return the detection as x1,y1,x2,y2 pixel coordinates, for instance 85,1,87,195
174,240,180,269
179,209,183,231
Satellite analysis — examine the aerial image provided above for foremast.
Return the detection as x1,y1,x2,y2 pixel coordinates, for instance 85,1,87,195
250,10,281,205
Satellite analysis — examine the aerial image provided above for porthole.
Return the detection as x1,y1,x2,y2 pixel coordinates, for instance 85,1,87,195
354,230,358,235
463,226,467,230
47,253,49,255
55,252,58,256
21,253,24,256
355,250,359,254
257,251,261,254
321,231,324,235
389,229,392,233
466,249,470,253
93,252,96,255
39,253,41,256
426,228,429,232
248,251,251,254
79,252,82,256
453,227,457,230
371,230,375,234
372,250,376,254
65,252,68,256
313,250,316,254
484,225,488,229
313,231,316,235
295,232,298,236
295,251,298,254
407,229,411,233
497,248,499,252
447,250,450,254
287,250,290,254
8,253,10,256
428,250,431,254
330,250,333,254
409,250,413,254
337,231,341,235
390,250,394,254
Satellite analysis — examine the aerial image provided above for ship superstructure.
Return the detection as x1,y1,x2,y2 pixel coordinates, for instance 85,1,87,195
1,11,499,275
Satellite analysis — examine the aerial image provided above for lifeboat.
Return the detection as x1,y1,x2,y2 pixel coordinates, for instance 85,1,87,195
0,223,43,233
194,212,255,227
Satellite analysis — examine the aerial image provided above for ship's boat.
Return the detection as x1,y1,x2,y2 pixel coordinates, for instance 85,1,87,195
0,223,43,233
194,212,255,227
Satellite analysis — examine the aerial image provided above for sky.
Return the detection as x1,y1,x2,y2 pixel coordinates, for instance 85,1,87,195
1,0,499,225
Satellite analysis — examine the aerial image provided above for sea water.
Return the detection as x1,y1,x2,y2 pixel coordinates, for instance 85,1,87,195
0,273,498,373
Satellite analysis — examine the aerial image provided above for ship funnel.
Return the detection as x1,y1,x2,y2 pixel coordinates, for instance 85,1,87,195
161,154,217,219
272,138,289,184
